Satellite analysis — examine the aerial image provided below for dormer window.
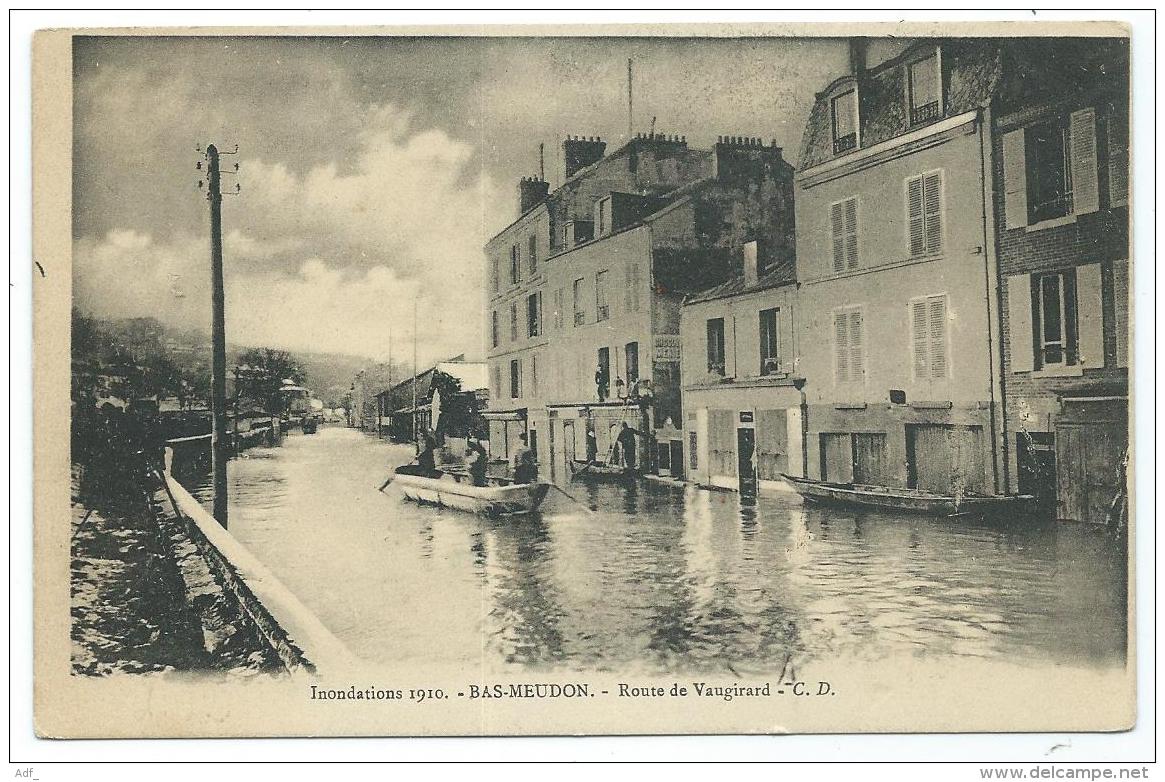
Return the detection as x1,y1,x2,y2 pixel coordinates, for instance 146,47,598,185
831,89,858,154
907,50,942,126
595,196,612,236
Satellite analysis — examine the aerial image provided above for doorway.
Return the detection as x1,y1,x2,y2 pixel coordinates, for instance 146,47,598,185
1016,431,1055,514
737,428,757,495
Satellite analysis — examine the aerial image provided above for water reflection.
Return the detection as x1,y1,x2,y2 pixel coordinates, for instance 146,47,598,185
188,427,1126,674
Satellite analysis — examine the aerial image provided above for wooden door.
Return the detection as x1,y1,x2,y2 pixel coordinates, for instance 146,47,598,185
820,433,854,483
755,409,788,480
1056,423,1124,523
907,424,952,493
852,433,888,485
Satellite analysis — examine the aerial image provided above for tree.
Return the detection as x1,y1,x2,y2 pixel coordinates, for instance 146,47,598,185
236,348,305,413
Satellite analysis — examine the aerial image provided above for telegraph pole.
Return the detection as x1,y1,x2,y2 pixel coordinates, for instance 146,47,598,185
207,144,229,527
198,142,239,527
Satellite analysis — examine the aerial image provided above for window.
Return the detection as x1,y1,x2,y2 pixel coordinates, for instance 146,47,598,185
759,308,780,375
509,245,521,285
527,235,537,274
1032,270,1078,368
553,288,564,329
491,365,501,399
596,197,611,236
531,354,539,397
1003,109,1099,230
509,302,518,342
509,359,521,399
706,318,726,376
906,171,943,257
907,52,941,125
1026,119,1072,223
1107,103,1129,207
572,278,585,326
689,431,698,470
625,341,639,384
490,258,499,293
910,295,948,380
526,292,542,338
625,262,642,312
596,270,610,321
833,308,865,385
831,89,858,153
830,197,858,272
490,310,499,348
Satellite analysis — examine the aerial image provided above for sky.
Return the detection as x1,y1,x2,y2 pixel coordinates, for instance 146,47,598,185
72,34,850,367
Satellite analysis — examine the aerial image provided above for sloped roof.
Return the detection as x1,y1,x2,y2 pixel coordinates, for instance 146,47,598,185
684,260,798,305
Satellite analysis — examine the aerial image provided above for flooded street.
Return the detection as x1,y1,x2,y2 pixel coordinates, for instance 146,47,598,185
189,426,1126,675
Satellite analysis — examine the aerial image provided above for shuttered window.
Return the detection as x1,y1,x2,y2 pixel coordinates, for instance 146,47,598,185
1069,108,1099,216
509,302,518,342
490,310,499,348
833,308,865,385
527,235,538,274
830,197,858,272
490,257,500,293
907,171,942,257
1114,259,1129,367
910,294,948,380
1107,104,1129,208
553,288,564,329
624,261,641,312
509,359,521,399
1002,129,1029,230
707,318,726,375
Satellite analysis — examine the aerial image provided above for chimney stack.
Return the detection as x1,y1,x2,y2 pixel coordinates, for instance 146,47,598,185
517,176,549,216
743,241,759,286
849,37,868,76
563,136,606,179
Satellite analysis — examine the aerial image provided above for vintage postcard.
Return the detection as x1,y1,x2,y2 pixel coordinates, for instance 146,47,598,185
32,21,1137,739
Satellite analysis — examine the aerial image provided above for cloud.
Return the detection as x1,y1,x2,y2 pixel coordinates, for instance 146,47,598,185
74,103,505,365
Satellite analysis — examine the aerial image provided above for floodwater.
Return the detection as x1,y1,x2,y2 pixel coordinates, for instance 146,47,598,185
188,425,1127,675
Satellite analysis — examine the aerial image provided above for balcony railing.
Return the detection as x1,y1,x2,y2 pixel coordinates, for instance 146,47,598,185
1030,192,1074,224
909,101,941,126
707,360,726,377
833,133,857,154
597,305,610,322
760,356,782,376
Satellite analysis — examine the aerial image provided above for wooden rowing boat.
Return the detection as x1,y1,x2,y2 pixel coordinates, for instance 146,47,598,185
780,474,1032,517
392,469,550,516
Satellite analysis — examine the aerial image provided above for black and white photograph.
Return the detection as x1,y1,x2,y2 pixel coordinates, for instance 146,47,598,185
25,17,1146,752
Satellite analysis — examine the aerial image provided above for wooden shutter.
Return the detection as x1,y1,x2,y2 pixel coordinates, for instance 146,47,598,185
834,312,849,383
844,198,858,269
1070,108,1100,216
911,300,929,379
831,201,845,272
1007,274,1034,372
849,310,865,382
1076,262,1104,369
1108,106,1129,208
928,296,947,378
1114,259,1129,367
923,171,942,255
1002,129,1028,230
907,176,925,256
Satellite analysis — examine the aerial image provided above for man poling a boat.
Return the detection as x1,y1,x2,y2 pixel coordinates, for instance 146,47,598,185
511,432,537,484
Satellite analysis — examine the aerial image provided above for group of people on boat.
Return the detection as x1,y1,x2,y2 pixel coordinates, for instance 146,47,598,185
389,428,538,488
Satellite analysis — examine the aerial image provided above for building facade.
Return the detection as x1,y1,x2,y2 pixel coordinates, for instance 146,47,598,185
992,38,1130,522
680,243,804,492
794,40,1009,497
484,133,795,481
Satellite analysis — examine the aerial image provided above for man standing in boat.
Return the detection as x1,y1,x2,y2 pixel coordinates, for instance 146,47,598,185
465,438,488,487
512,432,537,484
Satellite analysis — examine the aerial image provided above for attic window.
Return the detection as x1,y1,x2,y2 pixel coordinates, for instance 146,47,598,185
831,89,858,154
907,51,941,126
